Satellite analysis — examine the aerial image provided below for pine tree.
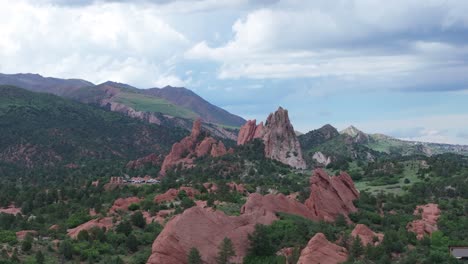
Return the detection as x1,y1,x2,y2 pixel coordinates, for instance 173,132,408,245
188,247,203,264
131,211,146,228
350,236,364,260
216,237,236,264
36,251,45,264
126,234,139,252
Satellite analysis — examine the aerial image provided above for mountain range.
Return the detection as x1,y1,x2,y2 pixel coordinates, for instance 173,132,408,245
1,72,468,170
0,73,245,140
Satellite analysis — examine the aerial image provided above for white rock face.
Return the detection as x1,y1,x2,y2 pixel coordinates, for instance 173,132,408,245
312,152,331,166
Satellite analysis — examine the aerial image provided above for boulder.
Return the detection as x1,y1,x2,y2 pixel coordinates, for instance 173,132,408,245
351,224,384,246
49,224,60,231
147,206,276,264
0,205,22,215
16,230,38,240
304,169,359,221
109,197,141,214
237,107,306,169
67,217,114,239
154,187,200,203
241,193,318,221
160,119,228,175
297,233,348,264
407,203,440,239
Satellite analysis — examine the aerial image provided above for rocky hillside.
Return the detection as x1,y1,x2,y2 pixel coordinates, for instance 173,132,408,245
300,124,468,168
0,73,245,138
0,85,187,168
143,86,246,127
0,73,93,96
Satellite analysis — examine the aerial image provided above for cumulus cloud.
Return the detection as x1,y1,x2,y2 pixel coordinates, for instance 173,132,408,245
0,0,189,87
186,0,468,91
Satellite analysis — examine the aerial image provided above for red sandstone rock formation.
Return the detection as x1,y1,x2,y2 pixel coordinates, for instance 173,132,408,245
203,182,247,194
147,170,361,263
227,182,247,194
109,197,141,214
154,187,200,203
237,120,264,145
64,163,79,169
49,224,60,231
242,193,318,221
67,217,114,239
147,206,276,264
305,169,359,222
160,119,227,175
203,182,218,193
351,224,384,246
16,230,38,240
126,153,162,169
276,247,295,258
237,107,306,169
0,205,22,215
407,203,440,239
91,180,99,187
297,233,348,264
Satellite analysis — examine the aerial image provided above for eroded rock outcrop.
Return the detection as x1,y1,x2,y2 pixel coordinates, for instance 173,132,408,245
126,153,163,170
147,172,360,264
67,217,114,239
16,230,38,240
0,205,22,215
147,206,276,264
154,187,200,203
160,119,227,175
242,193,318,221
351,224,384,246
407,203,440,239
109,197,141,214
312,151,332,166
305,169,359,221
237,107,306,169
297,233,348,264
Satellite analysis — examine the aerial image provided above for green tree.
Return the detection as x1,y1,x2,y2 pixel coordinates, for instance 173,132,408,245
10,249,20,263
60,240,73,260
216,237,236,264
126,234,139,252
116,221,133,236
350,236,364,260
35,251,45,264
188,247,203,264
247,224,275,257
131,211,146,228
21,234,33,252
181,197,196,209
77,229,90,241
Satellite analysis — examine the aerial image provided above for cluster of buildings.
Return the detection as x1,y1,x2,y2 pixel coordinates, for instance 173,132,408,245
109,176,160,185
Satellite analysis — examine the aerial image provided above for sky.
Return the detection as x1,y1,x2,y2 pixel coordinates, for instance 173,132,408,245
1,0,468,144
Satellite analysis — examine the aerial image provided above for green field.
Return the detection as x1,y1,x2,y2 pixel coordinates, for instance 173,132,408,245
355,160,424,195
114,92,198,119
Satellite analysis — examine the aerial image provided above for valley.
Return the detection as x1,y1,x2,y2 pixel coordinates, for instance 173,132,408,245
0,83,467,264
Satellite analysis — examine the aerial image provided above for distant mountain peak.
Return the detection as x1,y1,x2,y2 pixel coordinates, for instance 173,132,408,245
341,125,365,137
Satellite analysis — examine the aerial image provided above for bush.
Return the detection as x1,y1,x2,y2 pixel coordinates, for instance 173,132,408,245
131,211,146,228
128,203,140,211
0,230,16,243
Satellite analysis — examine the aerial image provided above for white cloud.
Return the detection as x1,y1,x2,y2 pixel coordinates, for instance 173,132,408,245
0,0,189,87
185,1,468,83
